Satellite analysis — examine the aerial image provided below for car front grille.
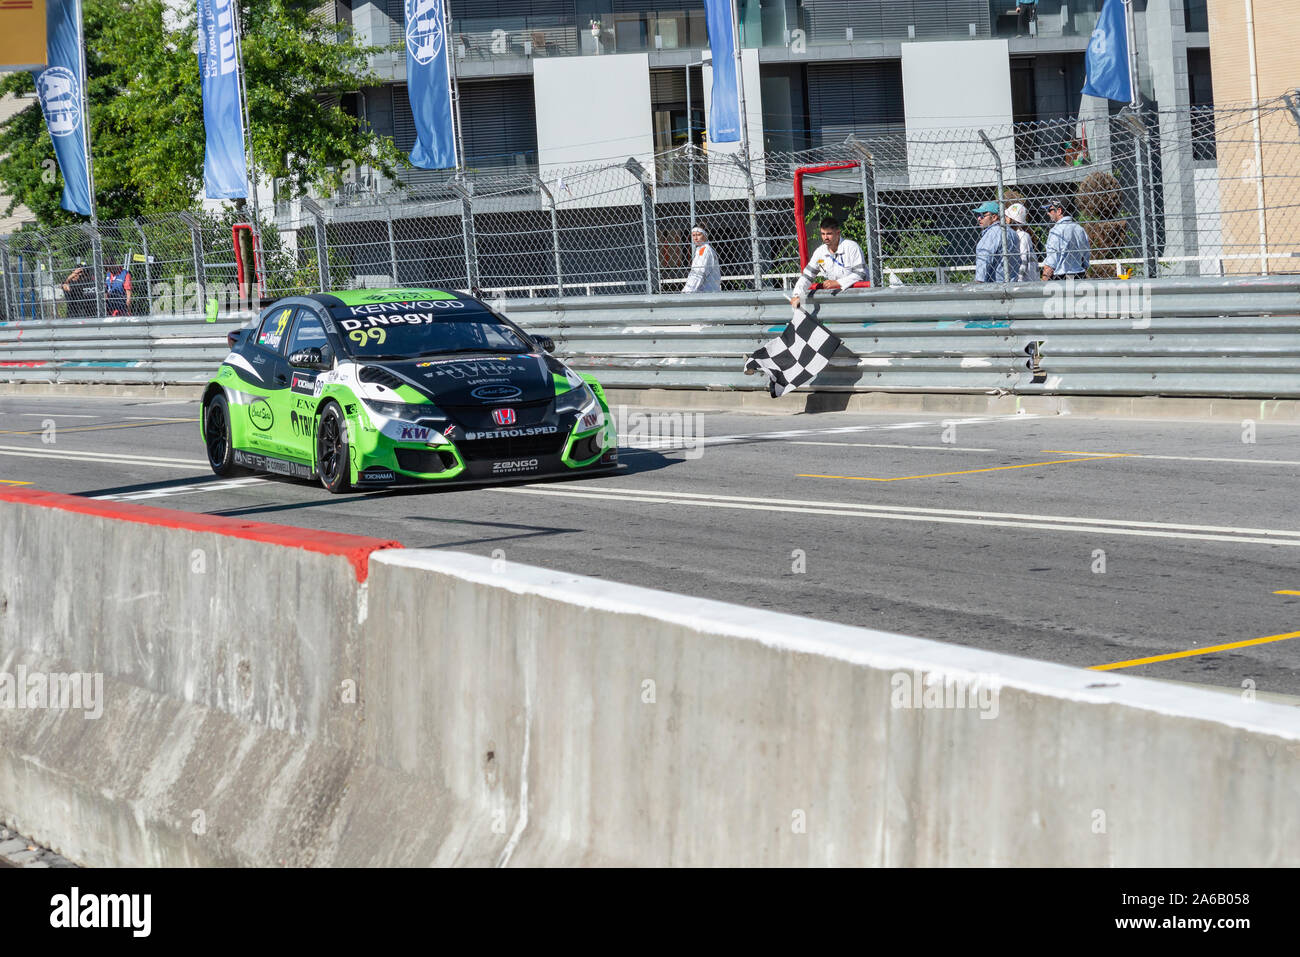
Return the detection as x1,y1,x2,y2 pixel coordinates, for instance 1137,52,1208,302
395,448,458,473
459,433,566,460
442,396,552,430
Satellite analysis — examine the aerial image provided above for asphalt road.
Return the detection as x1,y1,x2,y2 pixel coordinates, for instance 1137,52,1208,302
2,393,1299,697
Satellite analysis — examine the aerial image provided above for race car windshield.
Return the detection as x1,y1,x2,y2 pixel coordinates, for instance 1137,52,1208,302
329,300,532,359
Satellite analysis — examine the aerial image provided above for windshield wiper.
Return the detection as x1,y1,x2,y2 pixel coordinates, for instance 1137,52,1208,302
418,347,530,357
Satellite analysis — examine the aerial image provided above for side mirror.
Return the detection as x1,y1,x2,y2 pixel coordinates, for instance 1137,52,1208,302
289,347,331,371
534,335,556,354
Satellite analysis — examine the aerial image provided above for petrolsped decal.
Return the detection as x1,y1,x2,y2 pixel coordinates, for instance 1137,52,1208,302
248,398,274,430
465,425,558,441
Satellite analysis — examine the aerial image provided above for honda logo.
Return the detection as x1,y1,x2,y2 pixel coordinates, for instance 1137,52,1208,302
491,408,517,426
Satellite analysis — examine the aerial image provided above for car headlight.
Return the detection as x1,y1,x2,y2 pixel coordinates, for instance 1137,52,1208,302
555,383,596,416
555,383,604,431
363,397,432,422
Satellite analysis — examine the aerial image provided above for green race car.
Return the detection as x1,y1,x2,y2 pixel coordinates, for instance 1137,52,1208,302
200,288,619,492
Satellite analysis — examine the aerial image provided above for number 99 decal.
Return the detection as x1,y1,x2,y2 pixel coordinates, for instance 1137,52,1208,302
348,327,387,347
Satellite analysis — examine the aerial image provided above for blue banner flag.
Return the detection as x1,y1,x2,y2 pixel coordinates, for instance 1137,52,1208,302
32,0,92,217
703,0,740,144
1082,0,1133,103
405,0,458,170
197,0,248,199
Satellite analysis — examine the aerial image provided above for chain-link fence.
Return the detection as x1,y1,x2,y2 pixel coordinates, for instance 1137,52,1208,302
3,95,1299,321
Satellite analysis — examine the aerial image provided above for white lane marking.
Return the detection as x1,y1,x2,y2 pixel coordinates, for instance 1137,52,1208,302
94,477,269,501
3,413,99,418
0,444,203,465
0,446,207,470
122,416,196,421
560,485,1300,538
1049,450,1300,467
491,484,1300,548
683,414,1043,447
789,442,997,452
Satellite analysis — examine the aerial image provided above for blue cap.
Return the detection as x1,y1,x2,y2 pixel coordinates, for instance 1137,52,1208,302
971,201,1001,215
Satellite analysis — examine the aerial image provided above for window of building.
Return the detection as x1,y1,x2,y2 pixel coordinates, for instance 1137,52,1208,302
806,61,904,148
393,78,538,171
1188,47,1215,161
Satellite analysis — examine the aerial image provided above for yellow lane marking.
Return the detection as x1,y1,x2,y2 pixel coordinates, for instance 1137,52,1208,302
1274,590,1300,596
798,454,1131,483
0,479,31,485
1090,631,1300,672
0,419,196,436
1045,449,1300,467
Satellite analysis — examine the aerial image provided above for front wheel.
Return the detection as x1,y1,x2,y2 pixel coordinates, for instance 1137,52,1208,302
316,402,352,494
204,392,245,477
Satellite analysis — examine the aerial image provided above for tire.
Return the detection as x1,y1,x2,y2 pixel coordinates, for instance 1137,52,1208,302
316,401,352,494
203,392,245,477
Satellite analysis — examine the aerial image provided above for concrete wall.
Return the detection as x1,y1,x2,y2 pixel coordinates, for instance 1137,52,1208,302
534,53,654,209
2,488,1300,866
901,40,1016,188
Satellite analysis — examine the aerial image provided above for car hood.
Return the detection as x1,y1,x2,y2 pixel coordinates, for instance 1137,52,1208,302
377,352,569,406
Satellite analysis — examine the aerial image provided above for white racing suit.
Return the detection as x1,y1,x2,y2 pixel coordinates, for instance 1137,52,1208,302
792,239,866,301
683,242,721,293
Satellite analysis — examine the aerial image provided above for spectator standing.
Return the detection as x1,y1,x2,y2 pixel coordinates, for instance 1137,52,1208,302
1040,199,1091,280
683,225,721,293
60,263,96,317
789,217,866,310
1016,0,1038,37
972,201,1021,283
1005,202,1037,281
105,265,132,317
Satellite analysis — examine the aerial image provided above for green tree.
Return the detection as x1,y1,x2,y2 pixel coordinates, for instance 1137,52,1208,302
776,188,867,274
0,0,406,225
880,222,950,285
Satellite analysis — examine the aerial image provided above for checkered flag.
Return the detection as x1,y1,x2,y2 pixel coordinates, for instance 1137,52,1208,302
744,309,843,397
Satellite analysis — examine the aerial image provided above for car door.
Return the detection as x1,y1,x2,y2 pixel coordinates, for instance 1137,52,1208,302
280,307,331,462
244,304,298,456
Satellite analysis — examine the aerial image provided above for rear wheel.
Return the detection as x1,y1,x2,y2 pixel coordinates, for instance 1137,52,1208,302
204,393,245,477
316,402,352,494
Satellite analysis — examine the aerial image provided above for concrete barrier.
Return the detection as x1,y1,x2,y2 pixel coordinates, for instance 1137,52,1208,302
2,489,1299,866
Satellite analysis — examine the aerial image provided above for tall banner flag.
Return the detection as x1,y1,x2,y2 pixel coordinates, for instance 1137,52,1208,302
702,0,740,144
405,0,457,170
197,0,248,199
32,0,91,216
1082,0,1133,103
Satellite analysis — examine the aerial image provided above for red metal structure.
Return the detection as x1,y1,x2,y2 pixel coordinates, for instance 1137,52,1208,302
231,223,265,304
793,161,871,289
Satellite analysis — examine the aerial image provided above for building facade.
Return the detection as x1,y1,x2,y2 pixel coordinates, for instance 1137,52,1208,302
328,1,1213,182
275,2,1243,289
1206,0,1300,273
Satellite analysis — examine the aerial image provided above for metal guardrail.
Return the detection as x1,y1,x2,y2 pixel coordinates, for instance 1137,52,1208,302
2,278,1299,398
